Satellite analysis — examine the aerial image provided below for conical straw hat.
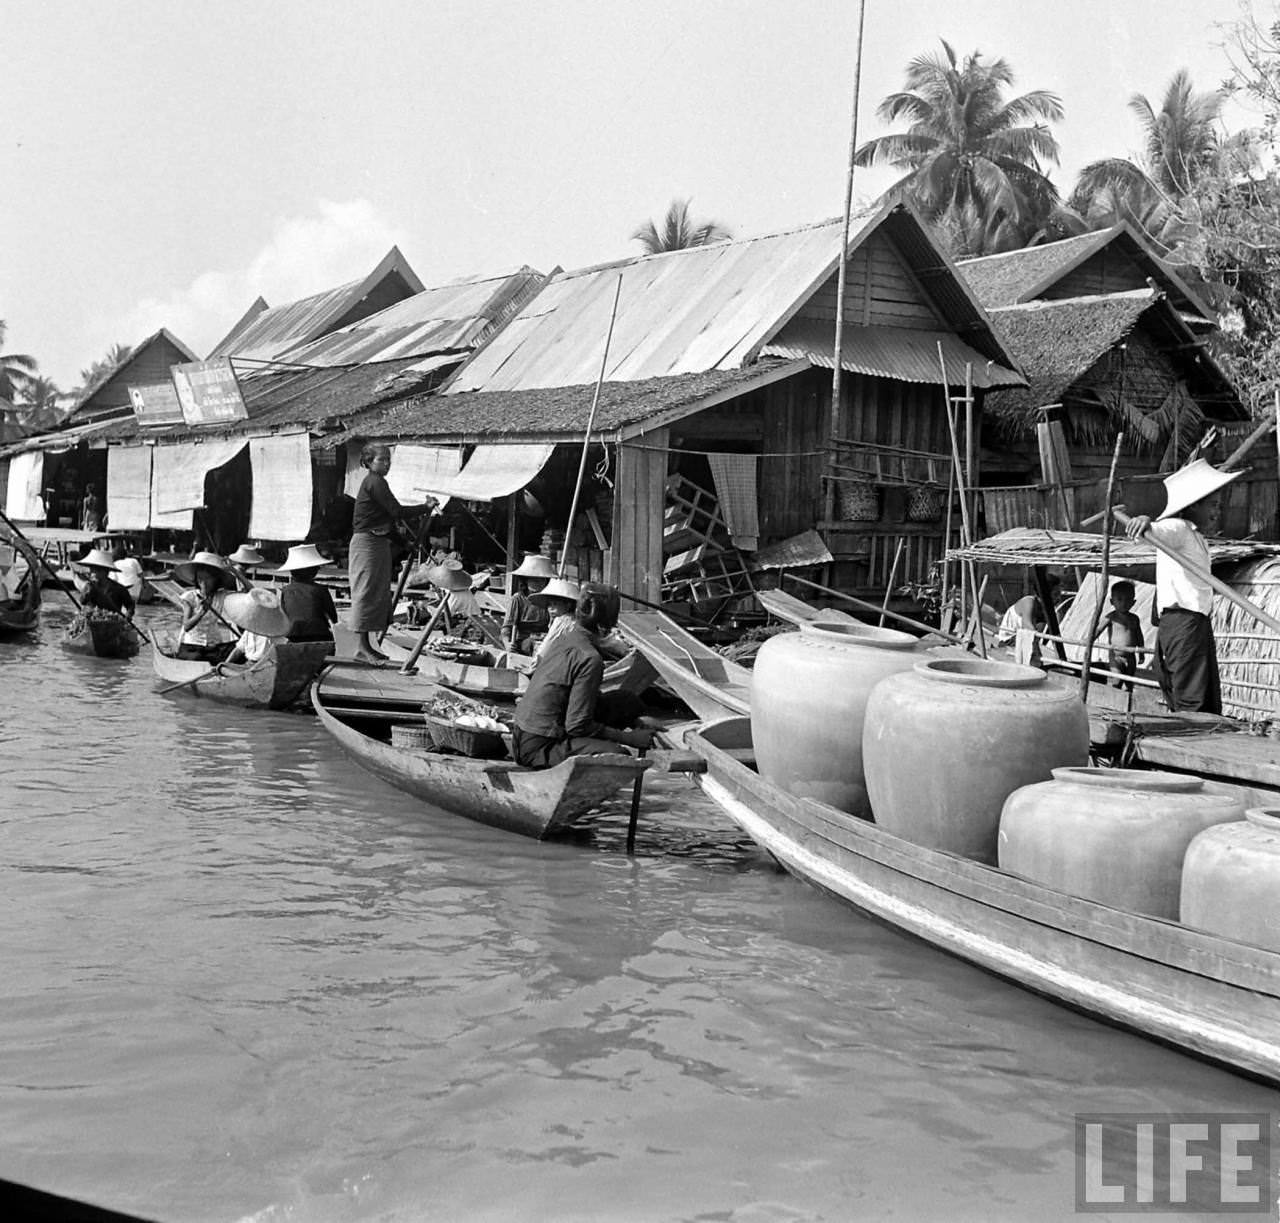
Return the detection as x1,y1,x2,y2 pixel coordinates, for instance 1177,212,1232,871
512,553,556,579
529,578,580,605
275,543,330,572
1158,458,1243,520
75,548,119,571
173,551,237,589
222,588,291,636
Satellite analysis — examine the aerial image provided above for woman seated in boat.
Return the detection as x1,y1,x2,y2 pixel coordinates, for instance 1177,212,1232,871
275,543,338,644
226,543,264,592
502,554,556,654
78,548,135,618
511,582,654,768
173,552,239,662
221,588,292,666
531,578,581,660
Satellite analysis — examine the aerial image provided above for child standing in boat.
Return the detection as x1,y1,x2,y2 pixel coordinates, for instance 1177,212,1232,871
174,552,239,662
1102,579,1143,687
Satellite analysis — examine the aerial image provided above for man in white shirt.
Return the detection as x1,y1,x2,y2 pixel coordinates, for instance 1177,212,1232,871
1124,460,1240,714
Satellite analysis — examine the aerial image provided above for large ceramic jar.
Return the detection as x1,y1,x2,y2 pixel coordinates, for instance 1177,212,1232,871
1181,807,1280,951
999,768,1244,919
751,620,918,817
863,658,1089,863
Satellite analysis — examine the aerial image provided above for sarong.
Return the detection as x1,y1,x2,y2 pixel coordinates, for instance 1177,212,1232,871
1154,608,1221,714
347,531,392,632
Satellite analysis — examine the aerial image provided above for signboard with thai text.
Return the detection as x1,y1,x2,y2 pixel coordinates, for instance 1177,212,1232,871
127,381,185,427
170,358,248,427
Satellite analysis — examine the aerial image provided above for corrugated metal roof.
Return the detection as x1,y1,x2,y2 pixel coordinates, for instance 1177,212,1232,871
760,319,1025,388
208,247,424,368
446,201,1017,394
269,267,545,367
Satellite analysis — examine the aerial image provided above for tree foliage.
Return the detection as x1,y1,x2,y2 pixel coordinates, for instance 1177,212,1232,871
0,320,37,407
631,199,733,254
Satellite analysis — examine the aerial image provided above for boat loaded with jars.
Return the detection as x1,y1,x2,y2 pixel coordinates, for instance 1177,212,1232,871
664,631,1280,1086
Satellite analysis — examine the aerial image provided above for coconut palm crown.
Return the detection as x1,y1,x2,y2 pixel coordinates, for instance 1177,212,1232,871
854,41,1064,255
631,198,733,254
0,320,37,406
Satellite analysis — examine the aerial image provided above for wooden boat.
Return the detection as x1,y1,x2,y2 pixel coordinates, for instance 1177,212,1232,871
680,716,1280,1084
62,612,142,659
312,684,648,839
756,588,856,627
0,534,41,637
152,634,331,709
616,611,752,720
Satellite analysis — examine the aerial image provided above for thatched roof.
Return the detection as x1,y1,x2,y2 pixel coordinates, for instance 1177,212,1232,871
983,291,1244,424
334,361,806,448
949,526,1277,568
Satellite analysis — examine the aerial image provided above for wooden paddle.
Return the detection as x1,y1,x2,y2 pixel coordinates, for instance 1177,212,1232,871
158,666,219,696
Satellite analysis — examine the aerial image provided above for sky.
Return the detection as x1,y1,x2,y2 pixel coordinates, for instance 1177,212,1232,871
2,0,1263,390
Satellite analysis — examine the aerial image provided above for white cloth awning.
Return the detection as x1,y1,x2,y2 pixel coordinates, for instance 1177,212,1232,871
250,432,313,540
153,439,248,515
107,446,153,531
343,443,465,510
4,451,44,520
427,443,554,502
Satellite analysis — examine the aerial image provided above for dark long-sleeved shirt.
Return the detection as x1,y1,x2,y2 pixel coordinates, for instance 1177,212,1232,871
513,624,606,740
352,471,402,536
84,580,134,617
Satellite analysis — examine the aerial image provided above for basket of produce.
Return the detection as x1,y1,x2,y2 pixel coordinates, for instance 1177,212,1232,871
421,694,511,759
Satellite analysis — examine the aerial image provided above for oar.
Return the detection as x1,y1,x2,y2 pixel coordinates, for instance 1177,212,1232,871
0,507,83,610
380,516,432,647
158,667,218,696
625,747,648,856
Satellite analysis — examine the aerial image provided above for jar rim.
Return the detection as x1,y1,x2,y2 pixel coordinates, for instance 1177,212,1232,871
1051,766,1202,793
913,657,1046,688
1245,807,1280,831
799,620,917,650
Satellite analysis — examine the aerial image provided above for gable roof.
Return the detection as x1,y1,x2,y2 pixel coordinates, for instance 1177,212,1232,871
269,267,546,368
207,247,425,368
957,223,1214,322
985,290,1244,421
445,201,1018,395
71,328,198,421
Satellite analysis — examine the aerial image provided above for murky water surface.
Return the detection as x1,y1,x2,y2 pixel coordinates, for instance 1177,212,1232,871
2,599,1276,1222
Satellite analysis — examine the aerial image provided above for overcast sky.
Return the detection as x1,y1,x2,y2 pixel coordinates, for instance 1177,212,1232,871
2,0,1260,389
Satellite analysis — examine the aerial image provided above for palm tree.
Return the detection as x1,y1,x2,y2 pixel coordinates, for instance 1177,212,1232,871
631,198,733,254
854,41,1064,256
77,342,133,398
0,321,37,406
17,375,69,432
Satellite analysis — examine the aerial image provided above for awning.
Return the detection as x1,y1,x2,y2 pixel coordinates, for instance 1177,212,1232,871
426,443,554,502
107,446,153,531
153,438,248,515
343,443,464,510
4,451,44,520
250,432,313,540
760,320,1025,389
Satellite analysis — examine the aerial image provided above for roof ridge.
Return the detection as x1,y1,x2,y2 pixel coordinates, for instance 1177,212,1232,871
988,287,1158,313
957,229,1112,267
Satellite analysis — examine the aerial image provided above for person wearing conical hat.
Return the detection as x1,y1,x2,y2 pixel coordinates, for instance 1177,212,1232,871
530,576,580,661
222,587,292,665
78,548,134,619
502,553,556,655
511,582,654,768
173,551,240,662
226,543,264,592
275,543,338,644
1125,458,1242,714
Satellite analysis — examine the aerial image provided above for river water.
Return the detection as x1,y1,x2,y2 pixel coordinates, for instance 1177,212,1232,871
2,598,1276,1222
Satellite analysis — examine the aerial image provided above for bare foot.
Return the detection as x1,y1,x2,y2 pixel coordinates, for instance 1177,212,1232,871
352,650,386,665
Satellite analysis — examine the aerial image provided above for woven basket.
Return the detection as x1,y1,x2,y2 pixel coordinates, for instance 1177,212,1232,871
837,482,880,522
422,713,508,759
906,485,946,522
391,724,435,750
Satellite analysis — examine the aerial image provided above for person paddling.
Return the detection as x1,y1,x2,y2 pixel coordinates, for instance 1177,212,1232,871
1124,458,1241,714
173,551,239,663
275,543,338,645
78,548,135,619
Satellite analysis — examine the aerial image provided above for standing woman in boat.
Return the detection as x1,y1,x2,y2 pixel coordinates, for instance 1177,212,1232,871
1125,463,1240,714
173,552,239,662
348,443,435,664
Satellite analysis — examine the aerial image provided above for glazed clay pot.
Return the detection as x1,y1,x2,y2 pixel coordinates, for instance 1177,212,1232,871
999,768,1244,919
751,621,918,817
864,658,1089,863
1181,807,1280,951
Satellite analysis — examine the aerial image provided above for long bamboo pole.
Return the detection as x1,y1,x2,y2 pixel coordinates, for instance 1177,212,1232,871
878,537,904,626
1078,433,1124,701
561,274,623,581
784,572,970,647
823,0,869,524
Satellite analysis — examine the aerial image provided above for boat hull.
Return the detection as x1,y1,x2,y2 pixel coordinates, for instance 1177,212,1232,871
312,686,646,838
152,637,331,708
616,611,751,720
62,616,141,659
685,717,1280,1084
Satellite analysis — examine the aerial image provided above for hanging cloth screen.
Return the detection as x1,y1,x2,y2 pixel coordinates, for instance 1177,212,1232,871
106,446,153,531
4,451,45,521
152,439,248,515
707,452,760,551
428,443,554,502
249,432,313,540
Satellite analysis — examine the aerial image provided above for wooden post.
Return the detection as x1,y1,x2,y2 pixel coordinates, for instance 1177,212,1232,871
1078,433,1124,701
879,537,904,627
823,0,869,524
505,492,519,597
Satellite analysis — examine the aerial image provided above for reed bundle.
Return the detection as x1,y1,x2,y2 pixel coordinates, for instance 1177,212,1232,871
949,527,1275,570
1212,557,1280,722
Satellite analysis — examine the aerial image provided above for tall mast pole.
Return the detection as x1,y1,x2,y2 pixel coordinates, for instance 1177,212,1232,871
824,0,869,524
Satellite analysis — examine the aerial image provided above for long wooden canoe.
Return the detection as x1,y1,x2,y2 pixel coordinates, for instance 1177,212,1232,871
682,716,1280,1084
616,611,752,720
756,588,856,627
0,534,41,637
312,684,648,839
152,635,331,708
